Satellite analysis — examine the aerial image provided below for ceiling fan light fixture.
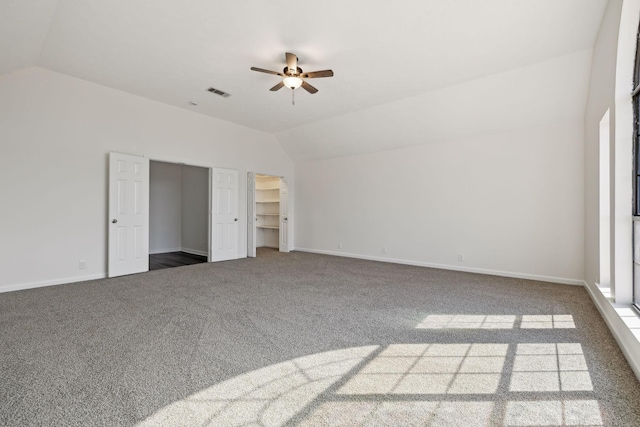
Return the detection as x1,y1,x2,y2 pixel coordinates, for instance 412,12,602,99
283,76,303,89
251,52,331,97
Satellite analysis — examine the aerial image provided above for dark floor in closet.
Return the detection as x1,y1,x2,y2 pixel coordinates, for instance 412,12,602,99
149,251,207,270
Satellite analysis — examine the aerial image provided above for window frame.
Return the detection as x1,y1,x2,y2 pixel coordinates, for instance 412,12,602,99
632,21,640,309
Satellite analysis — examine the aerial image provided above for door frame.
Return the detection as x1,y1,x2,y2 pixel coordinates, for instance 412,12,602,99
279,177,290,253
247,172,256,258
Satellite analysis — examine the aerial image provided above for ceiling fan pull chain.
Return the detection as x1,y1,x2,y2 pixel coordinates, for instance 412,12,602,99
292,88,295,106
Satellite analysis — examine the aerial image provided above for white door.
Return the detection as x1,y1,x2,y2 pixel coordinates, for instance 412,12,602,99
211,168,239,261
279,179,290,253
108,152,149,277
247,172,256,258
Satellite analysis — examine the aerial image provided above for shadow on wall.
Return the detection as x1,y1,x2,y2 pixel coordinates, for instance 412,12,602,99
137,314,602,427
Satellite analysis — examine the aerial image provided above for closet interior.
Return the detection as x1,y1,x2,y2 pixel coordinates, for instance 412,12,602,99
149,160,209,269
255,174,281,250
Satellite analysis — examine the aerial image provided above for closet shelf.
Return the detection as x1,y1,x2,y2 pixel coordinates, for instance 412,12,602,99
255,175,281,249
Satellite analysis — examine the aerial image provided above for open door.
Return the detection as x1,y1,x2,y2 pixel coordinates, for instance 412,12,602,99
211,168,239,261
280,178,290,253
247,172,256,257
108,152,150,277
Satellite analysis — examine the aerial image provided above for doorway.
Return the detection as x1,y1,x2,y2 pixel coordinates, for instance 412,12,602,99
109,153,241,277
149,161,209,270
247,172,290,257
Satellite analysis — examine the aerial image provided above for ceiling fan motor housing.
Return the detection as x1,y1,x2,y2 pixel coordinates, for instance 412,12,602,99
284,66,303,76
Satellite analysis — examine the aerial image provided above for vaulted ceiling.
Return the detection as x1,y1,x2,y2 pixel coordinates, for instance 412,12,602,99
1,0,608,160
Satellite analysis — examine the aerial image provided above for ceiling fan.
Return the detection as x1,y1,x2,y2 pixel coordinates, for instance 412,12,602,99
251,52,333,104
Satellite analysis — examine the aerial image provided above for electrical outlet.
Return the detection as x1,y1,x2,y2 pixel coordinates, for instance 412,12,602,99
79,260,87,270
338,242,343,249
382,247,388,254
458,254,464,262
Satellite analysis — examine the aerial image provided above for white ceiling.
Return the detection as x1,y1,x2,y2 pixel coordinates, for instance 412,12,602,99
1,0,607,158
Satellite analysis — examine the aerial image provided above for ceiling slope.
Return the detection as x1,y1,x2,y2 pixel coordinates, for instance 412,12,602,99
1,0,607,160
29,1,606,130
0,0,59,75
276,49,593,161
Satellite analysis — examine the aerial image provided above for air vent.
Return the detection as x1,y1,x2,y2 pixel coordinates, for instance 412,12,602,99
207,87,230,98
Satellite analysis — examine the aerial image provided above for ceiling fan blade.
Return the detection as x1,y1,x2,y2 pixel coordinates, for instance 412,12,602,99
285,52,298,74
251,67,284,76
270,81,285,91
301,69,334,79
301,81,318,94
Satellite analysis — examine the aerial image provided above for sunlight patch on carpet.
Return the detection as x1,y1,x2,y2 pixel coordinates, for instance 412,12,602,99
136,346,378,427
416,314,575,329
137,343,600,427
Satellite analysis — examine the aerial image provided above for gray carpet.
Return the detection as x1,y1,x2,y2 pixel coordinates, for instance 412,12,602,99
1,248,640,426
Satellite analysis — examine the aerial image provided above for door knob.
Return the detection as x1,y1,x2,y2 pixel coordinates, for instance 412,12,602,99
112,219,118,224
234,218,238,221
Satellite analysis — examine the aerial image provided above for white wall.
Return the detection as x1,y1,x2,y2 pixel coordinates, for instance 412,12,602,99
149,161,183,254
584,0,624,290
0,67,293,292
295,120,584,283
287,49,592,283
181,164,208,255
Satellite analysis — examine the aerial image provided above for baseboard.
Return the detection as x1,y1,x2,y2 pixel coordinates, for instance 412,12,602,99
584,281,640,382
151,247,208,257
149,247,181,255
181,247,208,257
0,273,107,294
294,248,584,286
